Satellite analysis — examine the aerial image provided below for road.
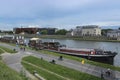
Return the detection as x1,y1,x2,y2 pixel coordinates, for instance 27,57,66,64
0,43,120,80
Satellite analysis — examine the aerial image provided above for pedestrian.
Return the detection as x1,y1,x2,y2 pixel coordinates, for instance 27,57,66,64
41,57,43,60
51,59,56,64
101,70,104,79
23,47,25,51
13,48,16,51
81,59,85,64
59,56,63,60
20,47,22,51
106,68,111,76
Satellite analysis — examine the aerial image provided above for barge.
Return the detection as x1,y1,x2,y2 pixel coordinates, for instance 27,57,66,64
28,38,118,64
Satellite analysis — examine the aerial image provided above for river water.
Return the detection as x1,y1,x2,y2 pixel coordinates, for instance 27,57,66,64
26,38,120,67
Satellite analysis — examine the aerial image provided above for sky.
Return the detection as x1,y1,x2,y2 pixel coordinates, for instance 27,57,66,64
0,0,120,30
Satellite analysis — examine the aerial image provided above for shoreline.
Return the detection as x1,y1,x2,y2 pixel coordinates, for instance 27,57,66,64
14,34,120,43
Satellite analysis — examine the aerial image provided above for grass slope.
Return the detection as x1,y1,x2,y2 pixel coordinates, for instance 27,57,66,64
0,46,17,53
22,56,101,80
0,61,27,80
22,62,65,80
0,47,5,54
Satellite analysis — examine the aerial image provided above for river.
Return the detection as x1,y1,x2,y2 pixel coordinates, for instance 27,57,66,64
26,38,120,67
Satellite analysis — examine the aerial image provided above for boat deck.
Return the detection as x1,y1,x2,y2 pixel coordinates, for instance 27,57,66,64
60,47,94,52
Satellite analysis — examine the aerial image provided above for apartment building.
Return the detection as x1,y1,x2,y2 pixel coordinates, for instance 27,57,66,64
107,30,120,38
72,25,101,36
82,25,101,36
72,26,82,36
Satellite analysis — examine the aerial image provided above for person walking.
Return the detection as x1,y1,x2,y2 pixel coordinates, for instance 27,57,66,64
101,70,104,79
106,68,111,77
23,47,25,51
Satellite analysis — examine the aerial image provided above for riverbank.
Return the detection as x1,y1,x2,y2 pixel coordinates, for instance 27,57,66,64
15,34,120,42
39,35,120,42
1,42,120,79
5,42,120,72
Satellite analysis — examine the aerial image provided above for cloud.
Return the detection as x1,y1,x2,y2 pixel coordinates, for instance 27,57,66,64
90,21,120,26
0,0,103,18
0,0,120,30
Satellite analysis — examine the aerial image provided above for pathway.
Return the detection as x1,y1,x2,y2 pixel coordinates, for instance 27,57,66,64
1,51,38,80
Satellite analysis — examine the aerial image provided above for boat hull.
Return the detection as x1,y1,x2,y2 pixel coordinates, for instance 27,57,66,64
45,49,116,65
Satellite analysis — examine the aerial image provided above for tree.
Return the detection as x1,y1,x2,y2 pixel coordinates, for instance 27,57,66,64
101,29,113,36
55,29,68,35
3,30,13,34
40,30,48,35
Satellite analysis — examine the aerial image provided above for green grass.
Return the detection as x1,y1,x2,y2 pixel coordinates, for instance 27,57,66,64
0,46,17,53
22,56,101,80
0,47,5,54
22,62,65,80
0,61,28,80
38,50,120,72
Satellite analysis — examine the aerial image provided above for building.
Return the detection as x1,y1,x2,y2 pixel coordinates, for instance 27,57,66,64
72,26,82,36
13,27,39,34
13,27,57,35
81,25,101,36
107,30,120,39
71,25,101,36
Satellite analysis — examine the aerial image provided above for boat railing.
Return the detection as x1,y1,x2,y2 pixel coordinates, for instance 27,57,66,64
104,51,117,55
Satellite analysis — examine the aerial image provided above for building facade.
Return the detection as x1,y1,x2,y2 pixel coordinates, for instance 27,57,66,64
13,27,39,34
71,25,101,36
82,25,101,36
107,30,120,38
13,27,57,35
72,26,82,36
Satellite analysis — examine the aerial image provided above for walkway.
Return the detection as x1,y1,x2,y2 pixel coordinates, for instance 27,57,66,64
1,51,38,80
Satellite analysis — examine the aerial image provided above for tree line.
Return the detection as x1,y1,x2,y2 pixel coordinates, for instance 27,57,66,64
40,29,68,35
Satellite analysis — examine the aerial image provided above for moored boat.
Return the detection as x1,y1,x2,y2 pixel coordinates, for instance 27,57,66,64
28,38,118,64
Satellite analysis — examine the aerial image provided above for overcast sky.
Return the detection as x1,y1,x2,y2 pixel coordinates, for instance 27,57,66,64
0,0,120,30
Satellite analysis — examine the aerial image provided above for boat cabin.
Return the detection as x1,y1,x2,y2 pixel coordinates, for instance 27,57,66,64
42,42,60,49
28,38,42,48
